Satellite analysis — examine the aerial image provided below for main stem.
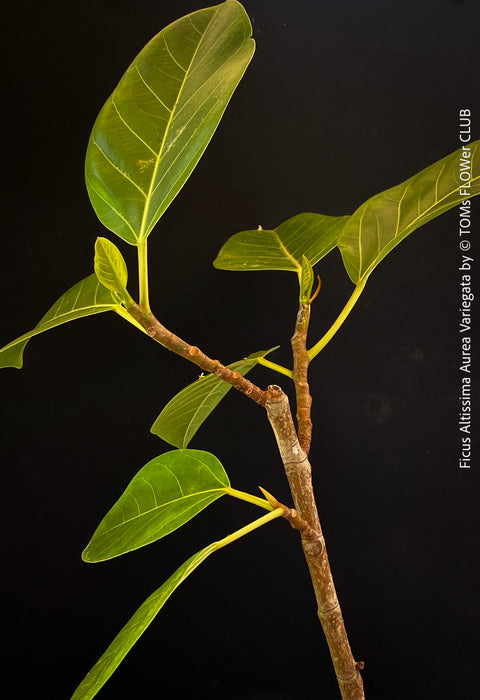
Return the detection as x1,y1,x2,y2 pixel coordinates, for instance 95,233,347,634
126,300,364,699
277,295,365,698
265,386,364,700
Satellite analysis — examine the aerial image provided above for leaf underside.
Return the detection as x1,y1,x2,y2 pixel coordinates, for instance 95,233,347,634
151,347,278,448
338,140,480,283
0,275,118,369
71,542,217,700
82,449,229,562
213,212,348,272
85,0,255,244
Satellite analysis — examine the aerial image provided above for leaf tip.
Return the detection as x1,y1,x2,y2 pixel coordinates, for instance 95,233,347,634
81,547,95,563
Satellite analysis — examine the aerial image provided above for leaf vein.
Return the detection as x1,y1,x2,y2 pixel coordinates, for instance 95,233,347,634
162,34,188,72
85,177,138,240
160,464,185,496
99,490,223,533
187,14,203,35
92,140,148,197
140,6,218,237
111,100,159,156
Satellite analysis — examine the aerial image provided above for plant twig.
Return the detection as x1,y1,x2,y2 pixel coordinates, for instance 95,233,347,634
126,303,267,406
291,303,313,454
265,386,365,700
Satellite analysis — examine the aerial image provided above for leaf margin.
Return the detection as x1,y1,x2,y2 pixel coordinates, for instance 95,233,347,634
71,542,217,700
337,140,480,284
213,212,348,273
82,449,230,563
85,0,255,245
0,275,120,369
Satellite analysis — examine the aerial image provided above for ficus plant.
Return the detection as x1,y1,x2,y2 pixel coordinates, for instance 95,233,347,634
2,2,478,699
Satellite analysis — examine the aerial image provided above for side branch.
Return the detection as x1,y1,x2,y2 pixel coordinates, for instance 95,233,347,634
265,386,365,700
126,303,267,406
291,303,313,454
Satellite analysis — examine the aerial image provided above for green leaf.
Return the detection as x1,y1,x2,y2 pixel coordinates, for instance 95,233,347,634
71,542,217,700
0,275,119,369
94,237,131,302
85,0,255,245
338,141,480,283
82,449,229,562
213,212,347,273
299,255,314,303
73,506,283,699
151,347,278,448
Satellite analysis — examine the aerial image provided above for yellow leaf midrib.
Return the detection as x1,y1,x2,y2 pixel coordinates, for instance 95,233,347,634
138,6,221,241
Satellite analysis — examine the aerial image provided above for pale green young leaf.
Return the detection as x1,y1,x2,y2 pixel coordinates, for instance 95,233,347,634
82,449,229,562
338,141,480,283
0,275,119,369
71,542,217,700
94,237,131,303
151,347,278,448
85,0,255,245
299,255,314,303
213,212,347,272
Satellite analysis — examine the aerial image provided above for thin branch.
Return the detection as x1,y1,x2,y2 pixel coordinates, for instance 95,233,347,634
291,302,313,454
125,302,267,406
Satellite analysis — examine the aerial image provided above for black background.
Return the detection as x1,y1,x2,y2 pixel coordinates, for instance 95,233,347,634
2,1,479,698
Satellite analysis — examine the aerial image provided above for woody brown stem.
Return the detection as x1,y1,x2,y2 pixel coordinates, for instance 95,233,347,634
127,302,364,698
265,386,365,700
291,303,313,454
126,302,267,406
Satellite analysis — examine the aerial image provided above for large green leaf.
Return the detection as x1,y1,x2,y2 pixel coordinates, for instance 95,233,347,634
0,275,120,369
82,449,230,562
151,348,277,448
71,542,217,700
213,212,347,273
338,141,480,283
85,0,255,245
